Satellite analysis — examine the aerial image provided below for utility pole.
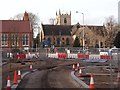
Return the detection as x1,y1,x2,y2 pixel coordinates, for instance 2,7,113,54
76,11,85,51
109,49,114,89
76,11,86,74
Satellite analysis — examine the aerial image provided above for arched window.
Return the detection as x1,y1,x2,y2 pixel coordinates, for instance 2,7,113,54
85,41,87,44
64,18,67,24
57,38,60,45
66,38,70,45
100,42,103,47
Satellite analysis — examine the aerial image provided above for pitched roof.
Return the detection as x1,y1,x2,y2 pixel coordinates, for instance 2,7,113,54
0,20,31,33
86,25,107,36
42,25,73,36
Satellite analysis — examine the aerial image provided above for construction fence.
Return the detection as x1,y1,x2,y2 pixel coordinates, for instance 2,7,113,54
1,47,120,68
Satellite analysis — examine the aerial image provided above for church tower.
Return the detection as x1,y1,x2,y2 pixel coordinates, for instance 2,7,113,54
56,10,71,25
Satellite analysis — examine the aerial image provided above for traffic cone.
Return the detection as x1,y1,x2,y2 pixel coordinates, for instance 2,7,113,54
72,64,75,71
89,74,95,89
6,75,11,90
13,70,18,84
17,69,21,80
30,63,33,72
117,71,120,82
78,67,82,77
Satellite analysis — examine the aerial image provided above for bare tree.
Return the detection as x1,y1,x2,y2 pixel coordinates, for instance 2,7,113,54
49,18,55,25
10,13,23,20
104,16,118,48
11,12,40,36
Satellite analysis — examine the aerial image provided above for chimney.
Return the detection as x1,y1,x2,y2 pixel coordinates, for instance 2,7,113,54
23,11,29,21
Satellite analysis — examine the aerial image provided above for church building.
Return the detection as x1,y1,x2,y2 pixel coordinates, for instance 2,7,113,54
40,10,73,47
40,10,113,48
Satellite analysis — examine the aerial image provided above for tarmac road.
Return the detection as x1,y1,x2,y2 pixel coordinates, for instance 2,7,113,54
17,65,80,88
18,70,49,88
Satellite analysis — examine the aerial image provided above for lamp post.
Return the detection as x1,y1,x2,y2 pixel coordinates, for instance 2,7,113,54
108,49,113,89
76,11,85,51
76,11,87,74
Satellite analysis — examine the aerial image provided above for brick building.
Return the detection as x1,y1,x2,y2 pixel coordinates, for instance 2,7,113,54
40,10,117,48
0,12,32,51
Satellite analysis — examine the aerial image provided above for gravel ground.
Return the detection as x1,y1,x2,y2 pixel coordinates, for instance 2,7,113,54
2,58,119,89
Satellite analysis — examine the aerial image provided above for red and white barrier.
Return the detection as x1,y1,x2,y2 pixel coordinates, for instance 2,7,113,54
48,53,58,58
16,54,26,59
100,55,111,59
67,54,78,59
78,54,89,59
58,53,67,59
47,53,112,60
89,54,100,60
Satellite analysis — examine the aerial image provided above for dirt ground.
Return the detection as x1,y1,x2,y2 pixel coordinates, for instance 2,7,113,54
75,65,119,88
2,59,120,89
2,59,80,88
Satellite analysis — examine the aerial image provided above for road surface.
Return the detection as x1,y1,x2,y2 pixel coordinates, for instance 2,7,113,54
17,64,80,88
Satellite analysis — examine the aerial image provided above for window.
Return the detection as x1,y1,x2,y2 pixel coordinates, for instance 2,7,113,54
57,38,60,45
2,34,8,46
22,34,29,46
100,42,103,47
64,18,67,24
11,33,19,46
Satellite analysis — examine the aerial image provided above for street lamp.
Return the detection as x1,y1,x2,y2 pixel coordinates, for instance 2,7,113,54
76,11,85,51
76,11,87,74
108,48,114,88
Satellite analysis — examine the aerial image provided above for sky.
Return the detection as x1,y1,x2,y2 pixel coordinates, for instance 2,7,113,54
0,0,119,25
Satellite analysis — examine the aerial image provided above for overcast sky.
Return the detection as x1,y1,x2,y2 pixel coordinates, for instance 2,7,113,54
0,0,119,25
